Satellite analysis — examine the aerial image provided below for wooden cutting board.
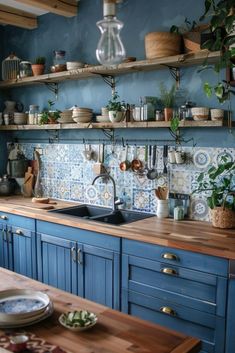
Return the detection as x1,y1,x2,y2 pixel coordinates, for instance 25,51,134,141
22,167,34,197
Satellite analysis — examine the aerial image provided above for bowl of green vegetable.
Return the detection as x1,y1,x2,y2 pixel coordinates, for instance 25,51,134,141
58,310,98,331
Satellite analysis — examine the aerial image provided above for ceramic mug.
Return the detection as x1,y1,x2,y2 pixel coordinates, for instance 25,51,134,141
175,151,185,164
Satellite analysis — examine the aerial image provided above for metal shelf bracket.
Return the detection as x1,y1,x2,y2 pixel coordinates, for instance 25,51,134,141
44,82,59,100
100,75,116,96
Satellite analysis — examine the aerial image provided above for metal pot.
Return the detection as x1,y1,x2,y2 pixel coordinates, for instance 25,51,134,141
9,159,28,178
0,175,16,196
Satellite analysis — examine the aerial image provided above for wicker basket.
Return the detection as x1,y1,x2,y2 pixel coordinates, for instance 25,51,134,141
210,207,235,229
145,32,182,59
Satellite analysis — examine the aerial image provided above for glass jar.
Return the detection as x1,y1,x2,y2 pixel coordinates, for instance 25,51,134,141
20,61,32,78
52,50,66,72
28,105,39,125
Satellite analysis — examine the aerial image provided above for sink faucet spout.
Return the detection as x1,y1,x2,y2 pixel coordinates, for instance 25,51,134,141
92,173,122,211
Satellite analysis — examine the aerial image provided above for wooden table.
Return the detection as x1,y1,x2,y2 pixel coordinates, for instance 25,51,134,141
0,268,200,353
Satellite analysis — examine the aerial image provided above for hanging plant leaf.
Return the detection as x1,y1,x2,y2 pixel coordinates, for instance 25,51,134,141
204,82,213,97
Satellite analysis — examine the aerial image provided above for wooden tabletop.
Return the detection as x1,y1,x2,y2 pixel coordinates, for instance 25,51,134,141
0,268,200,353
0,196,235,259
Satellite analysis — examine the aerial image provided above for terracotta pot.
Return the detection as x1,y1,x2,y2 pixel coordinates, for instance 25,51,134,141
145,32,182,59
31,64,45,76
210,208,235,229
183,32,201,53
164,108,173,121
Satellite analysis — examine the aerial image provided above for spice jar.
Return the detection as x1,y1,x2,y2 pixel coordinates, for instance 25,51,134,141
20,61,32,78
28,105,39,124
52,50,67,72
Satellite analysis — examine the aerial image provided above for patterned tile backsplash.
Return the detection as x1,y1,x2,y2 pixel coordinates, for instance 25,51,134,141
18,143,235,222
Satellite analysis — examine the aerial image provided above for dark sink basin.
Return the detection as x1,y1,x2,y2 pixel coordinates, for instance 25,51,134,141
51,204,111,218
93,209,154,225
50,205,154,225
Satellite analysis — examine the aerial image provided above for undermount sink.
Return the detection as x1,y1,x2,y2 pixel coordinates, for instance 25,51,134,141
50,205,154,225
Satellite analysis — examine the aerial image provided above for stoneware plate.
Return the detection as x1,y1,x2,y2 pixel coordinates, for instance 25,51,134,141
0,289,50,321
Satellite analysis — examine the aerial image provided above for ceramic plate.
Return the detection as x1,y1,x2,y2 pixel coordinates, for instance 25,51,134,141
0,303,54,328
0,289,50,320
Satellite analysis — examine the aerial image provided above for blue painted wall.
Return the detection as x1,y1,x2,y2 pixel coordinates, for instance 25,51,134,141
0,0,234,154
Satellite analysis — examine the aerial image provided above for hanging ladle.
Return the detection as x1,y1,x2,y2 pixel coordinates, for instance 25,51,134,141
131,145,143,172
147,145,158,180
119,144,130,171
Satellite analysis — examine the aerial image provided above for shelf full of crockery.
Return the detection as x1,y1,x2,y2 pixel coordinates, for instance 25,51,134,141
0,50,220,89
0,120,224,131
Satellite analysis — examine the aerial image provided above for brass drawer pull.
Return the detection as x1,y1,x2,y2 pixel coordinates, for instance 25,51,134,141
161,268,178,276
15,229,23,235
160,306,176,316
71,247,77,262
0,215,8,220
161,253,179,261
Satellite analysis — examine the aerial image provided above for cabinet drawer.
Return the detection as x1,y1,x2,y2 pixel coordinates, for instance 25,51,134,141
122,289,225,353
122,255,227,316
123,239,228,276
0,212,35,230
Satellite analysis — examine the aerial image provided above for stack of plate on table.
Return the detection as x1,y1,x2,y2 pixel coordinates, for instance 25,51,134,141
57,110,73,124
72,107,93,123
0,289,53,328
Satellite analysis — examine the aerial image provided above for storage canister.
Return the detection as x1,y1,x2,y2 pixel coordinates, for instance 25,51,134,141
28,105,39,124
145,32,181,59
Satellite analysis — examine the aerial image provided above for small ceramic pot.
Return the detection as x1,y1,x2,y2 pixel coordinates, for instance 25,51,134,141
157,200,169,218
108,110,124,123
210,108,224,121
164,108,173,121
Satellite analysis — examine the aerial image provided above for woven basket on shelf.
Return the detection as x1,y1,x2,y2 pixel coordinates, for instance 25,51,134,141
210,208,235,229
145,32,182,59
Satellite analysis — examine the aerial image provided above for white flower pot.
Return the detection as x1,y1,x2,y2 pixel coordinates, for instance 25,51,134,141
108,111,124,123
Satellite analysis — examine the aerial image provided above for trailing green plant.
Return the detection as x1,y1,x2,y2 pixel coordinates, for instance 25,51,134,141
170,113,180,133
159,83,176,108
170,17,198,35
194,156,235,211
34,56,46,65
106,92,125,111
39,100,60,125
199,0,235,103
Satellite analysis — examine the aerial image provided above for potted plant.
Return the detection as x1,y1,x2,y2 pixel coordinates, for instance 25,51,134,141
106,92,125,123
159,82,176,121
31,56,46,76
199,0,235,103
39,100,60,125
194,158,235,228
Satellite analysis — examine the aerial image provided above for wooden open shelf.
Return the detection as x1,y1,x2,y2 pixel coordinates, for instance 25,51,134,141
0,50,220,89
0,120,224,131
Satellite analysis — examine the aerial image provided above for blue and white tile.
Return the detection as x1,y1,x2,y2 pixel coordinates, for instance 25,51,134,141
70,182,84,202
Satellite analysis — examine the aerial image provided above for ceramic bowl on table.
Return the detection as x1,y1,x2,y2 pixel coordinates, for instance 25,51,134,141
59,310,97,331
191,107,209,121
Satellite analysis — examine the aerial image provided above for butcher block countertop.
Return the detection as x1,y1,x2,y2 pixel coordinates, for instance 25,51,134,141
0,268,200,353
1,196,235,260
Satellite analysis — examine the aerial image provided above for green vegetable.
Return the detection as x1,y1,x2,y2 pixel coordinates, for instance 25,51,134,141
61,310,97,327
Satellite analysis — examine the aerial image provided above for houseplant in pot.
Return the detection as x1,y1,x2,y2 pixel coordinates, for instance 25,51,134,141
159,82,176,121
194,158,235,228
39,100,60,125
199,0,235,103
106,92,125,123
31,56,46,76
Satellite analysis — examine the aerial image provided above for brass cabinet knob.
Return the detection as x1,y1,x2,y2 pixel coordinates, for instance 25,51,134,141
160,306,176,316
161,253,179,261
161,268,178,276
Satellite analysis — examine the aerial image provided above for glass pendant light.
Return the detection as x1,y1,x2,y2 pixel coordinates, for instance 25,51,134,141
96,0,126,66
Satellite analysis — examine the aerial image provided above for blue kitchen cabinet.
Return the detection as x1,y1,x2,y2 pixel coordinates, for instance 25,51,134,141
122,239,228,353
0,212,36,278
36,221,121,309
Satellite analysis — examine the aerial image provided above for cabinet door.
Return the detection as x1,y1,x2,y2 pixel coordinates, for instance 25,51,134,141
11,226,37,279
0,223,13,270
37,233,77,294
80,244,120,310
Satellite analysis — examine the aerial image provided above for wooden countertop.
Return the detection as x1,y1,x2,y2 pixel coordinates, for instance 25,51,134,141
0,196,235,260
0,268,200,353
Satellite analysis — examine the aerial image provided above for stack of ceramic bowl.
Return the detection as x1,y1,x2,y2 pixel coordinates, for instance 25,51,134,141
96,107,110,123
191,107,209,121
66,62,85,70
0,288,53,328
14,112,27,125
57,110,73,124
72,107,93,123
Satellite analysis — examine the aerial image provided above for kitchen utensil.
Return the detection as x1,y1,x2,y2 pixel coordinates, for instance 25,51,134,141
147,145,158,180
131,145,143,172
119,145,130,171
83,144,94,161
155,186,169,200
137,145,148,176
163,145,168,175
22,167,34,197
0,175,16,196
34,150,43,198
93,144,105,175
